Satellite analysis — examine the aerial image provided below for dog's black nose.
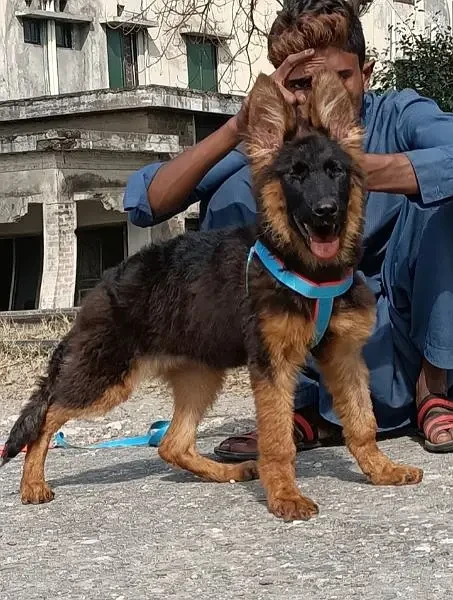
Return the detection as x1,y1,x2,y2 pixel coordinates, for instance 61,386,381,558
313,201,338,219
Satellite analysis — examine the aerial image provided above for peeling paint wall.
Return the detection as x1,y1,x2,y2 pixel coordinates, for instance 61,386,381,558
2,1,49,100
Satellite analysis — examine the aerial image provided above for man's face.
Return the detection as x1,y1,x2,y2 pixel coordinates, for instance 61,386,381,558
284,47,373,117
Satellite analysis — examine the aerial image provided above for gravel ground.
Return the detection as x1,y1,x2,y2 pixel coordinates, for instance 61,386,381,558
1,354,452,599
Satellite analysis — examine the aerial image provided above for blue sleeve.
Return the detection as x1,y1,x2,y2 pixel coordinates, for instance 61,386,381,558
201,166,257,231
397,90,453,207
123,163,161,227
123,149,249,228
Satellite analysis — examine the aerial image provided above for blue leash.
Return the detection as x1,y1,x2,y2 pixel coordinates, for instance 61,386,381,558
52,420,170,450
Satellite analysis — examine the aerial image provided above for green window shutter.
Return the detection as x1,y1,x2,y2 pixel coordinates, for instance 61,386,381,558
187,40,203,90
201,42,217,92
107,28,124,89
186,38,217,92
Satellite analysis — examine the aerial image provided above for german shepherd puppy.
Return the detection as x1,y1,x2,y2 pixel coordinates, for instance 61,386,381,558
1,71,422,521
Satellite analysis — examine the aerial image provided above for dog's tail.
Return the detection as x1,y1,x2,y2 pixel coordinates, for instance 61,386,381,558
1,338,67,465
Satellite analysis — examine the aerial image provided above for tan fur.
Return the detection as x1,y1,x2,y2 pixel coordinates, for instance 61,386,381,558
308,70,366,267
242,67,423,520
245,73,296,173
252,311,321,520
159,363,257,483
317,302,423,486
251,372,319,521
244,69,366,271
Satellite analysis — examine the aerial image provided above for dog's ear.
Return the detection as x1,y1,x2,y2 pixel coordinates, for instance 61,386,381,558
309,70,363,154
244,73,296,170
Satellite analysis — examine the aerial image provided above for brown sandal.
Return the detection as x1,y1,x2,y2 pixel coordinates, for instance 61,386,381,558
214,411,340,462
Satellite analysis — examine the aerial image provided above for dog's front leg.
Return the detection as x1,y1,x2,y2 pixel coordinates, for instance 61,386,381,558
316,331,423,486
249,366,319,522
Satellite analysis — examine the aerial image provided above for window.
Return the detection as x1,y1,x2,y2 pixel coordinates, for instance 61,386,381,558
106,28,138,89
56,22,73,48
0,236,43,311
194,113,230,142
186,37,218,92
74,225,126,305
23,18,41,45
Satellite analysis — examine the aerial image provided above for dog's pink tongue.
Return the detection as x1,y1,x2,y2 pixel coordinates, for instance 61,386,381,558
309,235,340,260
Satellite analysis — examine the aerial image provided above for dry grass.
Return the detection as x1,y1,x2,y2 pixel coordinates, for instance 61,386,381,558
0,315,72,387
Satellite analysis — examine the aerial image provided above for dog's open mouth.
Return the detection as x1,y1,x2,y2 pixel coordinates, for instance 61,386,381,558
293,216,340,261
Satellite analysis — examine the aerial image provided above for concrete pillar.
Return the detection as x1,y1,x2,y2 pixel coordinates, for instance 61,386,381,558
39,201,77,309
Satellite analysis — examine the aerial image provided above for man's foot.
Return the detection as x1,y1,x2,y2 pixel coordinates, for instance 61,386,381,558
417,394,453,452
214,408,341,462
416,359,453,452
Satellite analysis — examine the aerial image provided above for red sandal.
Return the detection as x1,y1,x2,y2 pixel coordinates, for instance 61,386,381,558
417,393,453,453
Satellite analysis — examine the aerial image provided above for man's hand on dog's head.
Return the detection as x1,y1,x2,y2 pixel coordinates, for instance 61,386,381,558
232,49,326,134
272,49,326,106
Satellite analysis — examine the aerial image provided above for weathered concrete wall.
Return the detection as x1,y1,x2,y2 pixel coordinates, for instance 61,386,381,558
76,199,126,227
0,84,242,123
0,122,182,309
1,0,109,101
56,0,109,95
1,1,48,101
0,203,43,235
0,154,59,221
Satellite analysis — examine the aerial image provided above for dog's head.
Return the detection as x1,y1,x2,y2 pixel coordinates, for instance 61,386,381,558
244,71,365,268
271,132,353,261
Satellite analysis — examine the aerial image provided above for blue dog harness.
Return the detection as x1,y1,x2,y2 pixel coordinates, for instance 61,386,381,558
247,240,354,346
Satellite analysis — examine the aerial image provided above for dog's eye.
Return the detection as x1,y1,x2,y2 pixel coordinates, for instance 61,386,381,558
291,162,308,178
325,160,343,178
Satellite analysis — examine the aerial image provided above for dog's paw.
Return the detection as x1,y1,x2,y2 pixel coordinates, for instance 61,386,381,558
20,481,55,505
369,463,423,486
268,492,319,521
236,460,259,481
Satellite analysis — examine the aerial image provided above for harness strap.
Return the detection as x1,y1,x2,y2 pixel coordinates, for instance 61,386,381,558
246,240,353,346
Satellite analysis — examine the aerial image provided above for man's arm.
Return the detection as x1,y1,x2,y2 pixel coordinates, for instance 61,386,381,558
363,91,453,205
123,120,248,228
362,153,418,196
148,117,242,218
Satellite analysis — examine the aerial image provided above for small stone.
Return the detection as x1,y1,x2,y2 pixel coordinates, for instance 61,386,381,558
107,421,123,431
229,479,236,484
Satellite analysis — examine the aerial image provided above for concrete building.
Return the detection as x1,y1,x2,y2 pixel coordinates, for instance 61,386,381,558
0,0,451,311
0,86,240,311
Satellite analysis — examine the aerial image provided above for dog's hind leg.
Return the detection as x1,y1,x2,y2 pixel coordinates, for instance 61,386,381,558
158,363,258,483
316,311,423,487
20,359,144,505
20,404,73,504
